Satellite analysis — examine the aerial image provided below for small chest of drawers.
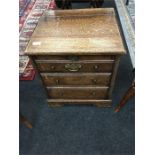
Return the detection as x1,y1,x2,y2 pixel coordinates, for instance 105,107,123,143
25,8,125,107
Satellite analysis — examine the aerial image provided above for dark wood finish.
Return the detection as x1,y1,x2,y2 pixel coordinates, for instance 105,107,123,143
114,80,135,112
47,86,109,99
108,56,120,97
26,9,126,107
20,113,33,129
41,73,111,86
35,60,114,73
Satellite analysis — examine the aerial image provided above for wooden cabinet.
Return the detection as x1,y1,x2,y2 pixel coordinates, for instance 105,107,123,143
25,8,125,107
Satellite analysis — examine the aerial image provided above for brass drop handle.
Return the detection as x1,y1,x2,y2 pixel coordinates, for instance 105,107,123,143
65,63,81,72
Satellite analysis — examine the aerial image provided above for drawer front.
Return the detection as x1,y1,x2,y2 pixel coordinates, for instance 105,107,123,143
41,73,111,86
35,60,114,72
33,55,115,61
47,99,112,107
47,86,109,99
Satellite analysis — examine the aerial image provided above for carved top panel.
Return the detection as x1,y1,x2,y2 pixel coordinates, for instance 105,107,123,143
25,8,125,55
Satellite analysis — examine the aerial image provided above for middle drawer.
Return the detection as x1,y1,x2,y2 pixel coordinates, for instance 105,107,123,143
41,73,112,86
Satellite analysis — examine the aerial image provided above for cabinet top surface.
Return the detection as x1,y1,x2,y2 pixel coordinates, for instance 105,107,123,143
25,8,125,55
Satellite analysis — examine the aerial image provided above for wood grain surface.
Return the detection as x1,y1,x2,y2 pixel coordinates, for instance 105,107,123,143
35,60,114,72
41,72,111,86
46,86,109,99
25,8,125,55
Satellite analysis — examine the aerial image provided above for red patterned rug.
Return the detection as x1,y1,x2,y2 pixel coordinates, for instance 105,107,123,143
19,60,36,80
19,0,56,80
19,0,36,31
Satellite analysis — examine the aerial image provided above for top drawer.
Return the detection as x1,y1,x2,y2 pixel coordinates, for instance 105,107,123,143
35,60,114,73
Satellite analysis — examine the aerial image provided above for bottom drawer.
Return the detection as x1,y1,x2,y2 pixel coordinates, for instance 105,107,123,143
46,86,109,99
47,99,112,107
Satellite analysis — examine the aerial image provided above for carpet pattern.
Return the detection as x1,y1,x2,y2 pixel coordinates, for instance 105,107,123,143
19,0,31,17
126,0,135,28
19,0,55,80
19,0,35,31
19,0,36,78
19,0,52,55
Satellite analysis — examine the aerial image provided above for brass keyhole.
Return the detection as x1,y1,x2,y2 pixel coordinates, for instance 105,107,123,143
56,79,59,84
51,66,55,70
91,92,96,96
92,79,97,84
94,65,99,70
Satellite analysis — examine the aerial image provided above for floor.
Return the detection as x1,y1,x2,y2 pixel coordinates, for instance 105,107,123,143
126,0,135,28
19,1,135,155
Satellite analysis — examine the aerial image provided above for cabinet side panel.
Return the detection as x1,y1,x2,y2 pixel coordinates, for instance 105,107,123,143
108,56,120,98
30,56,50,99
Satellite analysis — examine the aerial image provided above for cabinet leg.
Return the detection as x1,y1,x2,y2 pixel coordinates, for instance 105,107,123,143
114,81,135,112
49,103,64,107
96,104,105,107
20,113,33,129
